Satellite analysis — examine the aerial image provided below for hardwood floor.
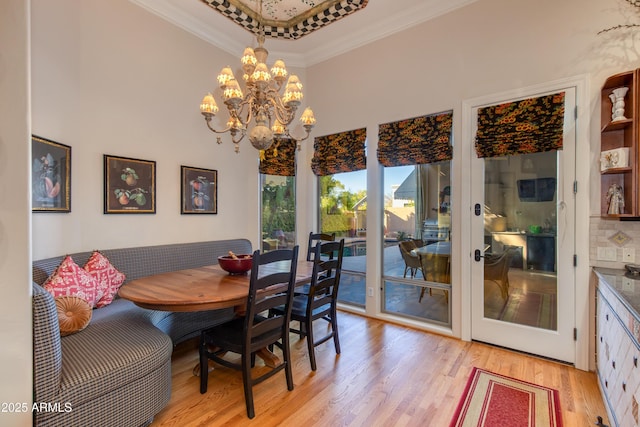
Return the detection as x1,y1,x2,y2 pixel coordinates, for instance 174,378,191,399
151,311,608,426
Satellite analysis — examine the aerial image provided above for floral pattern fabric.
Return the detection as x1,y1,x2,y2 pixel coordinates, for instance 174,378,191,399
259,138,297,176
84,251,126,308
475,92,565,158
377,111,453,167
44,255,99,307
311,128,367,176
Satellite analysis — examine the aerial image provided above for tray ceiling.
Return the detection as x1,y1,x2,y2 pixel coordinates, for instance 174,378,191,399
129,0,478,67
201,0,369,40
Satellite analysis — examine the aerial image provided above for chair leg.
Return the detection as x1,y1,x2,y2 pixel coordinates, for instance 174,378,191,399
331,310,341,355
199,337,208,394
241,352,255,419
306,319,317,371
282,333,294,391
419,287,426,302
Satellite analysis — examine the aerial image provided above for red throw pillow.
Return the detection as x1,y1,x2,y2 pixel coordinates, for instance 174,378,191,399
84,251,126,308
44,255,98,307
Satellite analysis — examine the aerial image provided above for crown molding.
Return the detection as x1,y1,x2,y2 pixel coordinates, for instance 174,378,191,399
129,0,477,68
301,0,478,66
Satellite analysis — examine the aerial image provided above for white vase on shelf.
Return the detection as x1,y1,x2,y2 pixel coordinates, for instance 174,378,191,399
609,86,629,122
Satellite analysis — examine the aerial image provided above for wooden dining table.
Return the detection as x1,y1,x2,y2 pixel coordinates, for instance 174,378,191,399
118,259,315,370
118,260,314,312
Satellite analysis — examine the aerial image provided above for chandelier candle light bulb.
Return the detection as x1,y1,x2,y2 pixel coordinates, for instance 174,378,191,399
199,7,316,154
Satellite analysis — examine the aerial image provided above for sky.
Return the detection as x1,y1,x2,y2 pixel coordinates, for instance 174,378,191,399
334,166,414,197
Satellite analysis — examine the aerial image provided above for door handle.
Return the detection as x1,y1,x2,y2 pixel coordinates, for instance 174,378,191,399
474,249,484,262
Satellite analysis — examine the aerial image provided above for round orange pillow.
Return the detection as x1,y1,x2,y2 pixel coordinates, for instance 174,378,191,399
55,296,92,336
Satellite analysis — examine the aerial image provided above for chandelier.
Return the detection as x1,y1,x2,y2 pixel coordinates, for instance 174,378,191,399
199,1,316,154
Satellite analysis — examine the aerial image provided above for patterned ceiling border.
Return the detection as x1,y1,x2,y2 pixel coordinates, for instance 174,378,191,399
201,0,369,40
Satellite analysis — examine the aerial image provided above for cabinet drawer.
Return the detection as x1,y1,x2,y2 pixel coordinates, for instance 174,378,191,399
597,286,640,427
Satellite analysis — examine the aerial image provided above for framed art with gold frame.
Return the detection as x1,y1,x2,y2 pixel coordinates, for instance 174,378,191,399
104,154,156,214
32,135,71,212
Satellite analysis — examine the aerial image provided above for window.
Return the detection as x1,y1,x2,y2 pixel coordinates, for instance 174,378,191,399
382,163,451,325
318,170,366,307
260,175,296,251
377,111,453,326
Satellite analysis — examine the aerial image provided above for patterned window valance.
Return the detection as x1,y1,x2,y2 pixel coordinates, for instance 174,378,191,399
377,111,453,167
259,138,297,176
475,92,565,158
311,128,367,176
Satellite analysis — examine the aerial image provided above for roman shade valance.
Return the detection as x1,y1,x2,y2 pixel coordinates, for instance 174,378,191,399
311,128,367,176
475,92,565,158
259,138,296,176
377,111,453,167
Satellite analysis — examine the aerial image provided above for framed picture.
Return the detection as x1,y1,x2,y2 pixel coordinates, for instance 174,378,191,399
104,155,156,214
181,166,217,214
32,135,71,212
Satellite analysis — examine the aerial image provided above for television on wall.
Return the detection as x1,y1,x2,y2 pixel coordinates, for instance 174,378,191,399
517,178,556,202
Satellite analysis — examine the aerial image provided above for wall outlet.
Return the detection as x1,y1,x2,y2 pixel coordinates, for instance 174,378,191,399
368,287,374,297
623,247,635,263
597,247,617,261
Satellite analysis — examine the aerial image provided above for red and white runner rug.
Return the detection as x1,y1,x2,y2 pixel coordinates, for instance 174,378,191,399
449,367,563,427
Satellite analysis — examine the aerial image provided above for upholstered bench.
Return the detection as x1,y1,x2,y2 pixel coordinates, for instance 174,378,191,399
32,239,252,427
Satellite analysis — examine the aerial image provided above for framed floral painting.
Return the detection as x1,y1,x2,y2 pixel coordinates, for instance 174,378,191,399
104,155,156,214
181,166,217,214
32,135,71,212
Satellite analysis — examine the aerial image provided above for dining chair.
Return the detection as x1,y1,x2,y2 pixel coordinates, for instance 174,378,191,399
399,240,422,278
306,232,336,261
417,251,450,303
297,232,336,296
199,246,299,419
271,239,344,371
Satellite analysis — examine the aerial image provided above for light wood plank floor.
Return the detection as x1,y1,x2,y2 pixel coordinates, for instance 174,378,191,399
151,311,608,426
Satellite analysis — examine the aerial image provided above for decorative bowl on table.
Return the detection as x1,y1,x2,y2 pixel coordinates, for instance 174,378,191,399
218,254,253,275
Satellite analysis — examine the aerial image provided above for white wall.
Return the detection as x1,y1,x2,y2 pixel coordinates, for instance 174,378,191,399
30,0,305,259
0,0,33,424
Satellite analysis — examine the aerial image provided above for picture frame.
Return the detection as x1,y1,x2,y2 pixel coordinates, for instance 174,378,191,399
181,165,217,214
32,135,71,212
104,154,156,214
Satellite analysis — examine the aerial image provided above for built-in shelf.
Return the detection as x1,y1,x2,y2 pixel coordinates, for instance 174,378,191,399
600,70,638,218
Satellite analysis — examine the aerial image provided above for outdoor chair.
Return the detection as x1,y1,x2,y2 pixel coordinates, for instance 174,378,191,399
199,247,299,419
399,240,422,278
418,251,450,303
484,246,517,300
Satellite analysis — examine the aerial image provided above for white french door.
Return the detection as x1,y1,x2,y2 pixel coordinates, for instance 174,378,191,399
469,86,577,363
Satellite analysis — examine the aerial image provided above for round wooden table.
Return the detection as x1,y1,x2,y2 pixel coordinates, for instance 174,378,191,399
118,261,314,312
118,261,314,371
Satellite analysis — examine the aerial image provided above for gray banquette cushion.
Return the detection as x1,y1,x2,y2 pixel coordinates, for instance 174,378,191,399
32,239,252,427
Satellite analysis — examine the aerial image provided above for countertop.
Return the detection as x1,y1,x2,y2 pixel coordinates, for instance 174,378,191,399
593,267,640,319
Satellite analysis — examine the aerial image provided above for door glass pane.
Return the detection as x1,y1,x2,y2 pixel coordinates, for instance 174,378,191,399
483,152,558,331
318,171,367,307
260,175,296,251
382,162,451,325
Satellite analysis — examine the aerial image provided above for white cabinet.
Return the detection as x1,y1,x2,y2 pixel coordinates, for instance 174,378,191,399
596,271,640,427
